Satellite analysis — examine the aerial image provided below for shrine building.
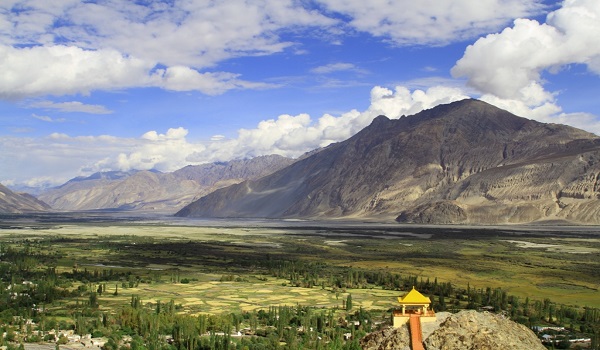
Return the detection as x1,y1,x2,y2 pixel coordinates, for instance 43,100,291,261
392,287,436,327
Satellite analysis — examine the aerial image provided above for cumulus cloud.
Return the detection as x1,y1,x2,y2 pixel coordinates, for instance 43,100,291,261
0,44,274,99
452,0,600,99
450,0,600,134
0,45,154,99
316,0,544,46
141,127,188,141
94,128,204,174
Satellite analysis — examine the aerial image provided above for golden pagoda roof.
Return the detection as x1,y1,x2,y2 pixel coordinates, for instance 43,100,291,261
398,287,431,304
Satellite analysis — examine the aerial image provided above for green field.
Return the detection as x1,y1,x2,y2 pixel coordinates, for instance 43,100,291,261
1,215,598,310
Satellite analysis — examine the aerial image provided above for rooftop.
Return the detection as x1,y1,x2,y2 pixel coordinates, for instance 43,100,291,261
398,287,431,304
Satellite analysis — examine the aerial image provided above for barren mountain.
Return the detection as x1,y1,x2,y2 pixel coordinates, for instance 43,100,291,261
39,155,294,212
0,183,50,213
176,99,600,224
360,310,545,350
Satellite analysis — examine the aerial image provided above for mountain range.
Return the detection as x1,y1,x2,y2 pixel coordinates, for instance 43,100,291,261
36,155,294,212
4,99,600,224
176,99,600,224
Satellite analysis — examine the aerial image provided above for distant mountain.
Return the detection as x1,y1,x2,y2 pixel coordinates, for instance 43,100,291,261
57,170,142,187
176,99,600,224
38,155,294,212
7,183,53,196
173,155,296,186
0,183,50,213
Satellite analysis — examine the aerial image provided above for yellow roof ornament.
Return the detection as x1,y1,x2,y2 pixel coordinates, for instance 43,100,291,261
398,286,431,304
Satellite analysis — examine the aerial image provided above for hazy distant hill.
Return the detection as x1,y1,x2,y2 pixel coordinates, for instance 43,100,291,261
176,99,600,224
0,183,50,213
39,155,294,212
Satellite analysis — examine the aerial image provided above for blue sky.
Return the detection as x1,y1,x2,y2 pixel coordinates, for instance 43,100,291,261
1,0,599,188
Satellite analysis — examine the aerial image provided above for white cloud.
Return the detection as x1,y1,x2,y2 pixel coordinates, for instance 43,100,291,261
0,45,154,99
0,127,203,186
0,44,278,99
32,113,66,123
480,93,600,134
30,100,113,114
452,0,600,99
0,0,335,99
1,1,335,67
311,62,365,74
20,176,57,189
449,0,600,134
0,0,550,100
93,128,203,174
317,0,544,46
141,127,188,141
156,66,277,95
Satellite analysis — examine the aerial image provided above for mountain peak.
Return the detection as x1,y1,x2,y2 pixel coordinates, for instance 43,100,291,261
369,115,391,127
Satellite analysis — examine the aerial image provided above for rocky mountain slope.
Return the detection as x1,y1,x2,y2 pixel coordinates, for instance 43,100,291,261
0,183,50,213
39,155,294,212
177,99,600,224
360,310,545,350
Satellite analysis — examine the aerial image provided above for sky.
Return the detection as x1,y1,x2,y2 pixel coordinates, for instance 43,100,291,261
1,0,600,189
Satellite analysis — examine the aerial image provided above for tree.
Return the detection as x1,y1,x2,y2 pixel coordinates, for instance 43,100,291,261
89,292,98,308
346,294,353,312
438,293,447,312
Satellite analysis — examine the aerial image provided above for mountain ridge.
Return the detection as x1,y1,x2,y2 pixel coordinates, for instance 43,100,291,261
38,155,295,213
176,99,600,224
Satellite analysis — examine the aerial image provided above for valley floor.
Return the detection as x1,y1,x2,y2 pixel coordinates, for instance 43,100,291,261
0,213,598,349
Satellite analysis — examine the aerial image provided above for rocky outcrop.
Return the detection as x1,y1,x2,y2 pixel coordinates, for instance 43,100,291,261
425,311,545,350
177,99,600,224
360,310,545,350
0,183,50,213
360,324,411,350
397,201,467,224
39,155,294,212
